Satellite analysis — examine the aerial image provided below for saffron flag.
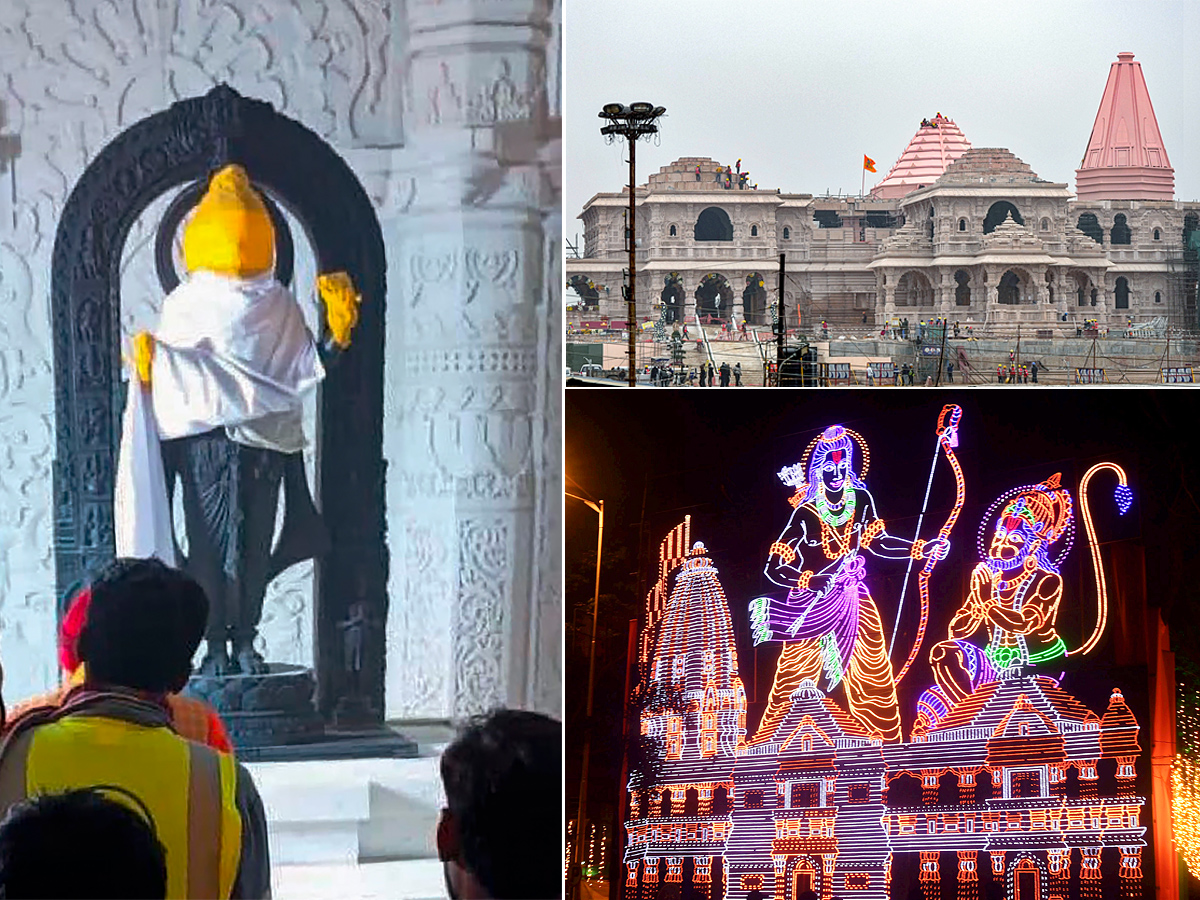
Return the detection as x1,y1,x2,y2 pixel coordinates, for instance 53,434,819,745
863,155,877,173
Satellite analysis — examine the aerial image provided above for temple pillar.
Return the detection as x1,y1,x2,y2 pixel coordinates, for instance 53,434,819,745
919,850,940,900
956,769,977,805
1047,849,1070,900
1080,848,1102,900
821,854,836,900
938,270,954,315
1118,847,1142,900
385,0,560,718
693,855,713,900
956,851,978,900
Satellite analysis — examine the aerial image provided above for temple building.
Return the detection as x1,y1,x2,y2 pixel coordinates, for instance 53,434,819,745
624,529,1153,900
568,52,1199,336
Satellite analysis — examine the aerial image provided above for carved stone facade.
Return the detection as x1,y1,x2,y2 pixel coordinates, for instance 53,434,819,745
568,152,1199,336
0,0,561,720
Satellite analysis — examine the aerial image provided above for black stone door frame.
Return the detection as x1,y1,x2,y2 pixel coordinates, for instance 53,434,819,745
51,84,389,725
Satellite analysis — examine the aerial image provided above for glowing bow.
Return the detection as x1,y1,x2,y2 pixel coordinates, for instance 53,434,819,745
892,404,965,685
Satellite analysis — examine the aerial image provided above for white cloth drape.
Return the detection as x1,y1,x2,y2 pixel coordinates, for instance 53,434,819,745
114,271,325,562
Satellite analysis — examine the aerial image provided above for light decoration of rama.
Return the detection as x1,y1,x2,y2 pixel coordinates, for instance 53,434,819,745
625,438,1149,900
751,412,957,745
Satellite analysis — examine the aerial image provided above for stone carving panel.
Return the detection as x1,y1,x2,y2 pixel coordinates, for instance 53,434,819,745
454,517,509,713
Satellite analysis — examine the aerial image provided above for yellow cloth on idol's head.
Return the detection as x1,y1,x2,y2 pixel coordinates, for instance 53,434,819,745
182,164,274,278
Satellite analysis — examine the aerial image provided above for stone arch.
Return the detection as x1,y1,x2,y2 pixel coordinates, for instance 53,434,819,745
567,274,602,307
954,269,971,306
1111,213,1132,245
743,273,768,325
1070,271,1095,307
958,218,967,231
1115,275,1130,309
1077,212,1104,244
669,223,677,237
694,207,733,241
895,270,934,307
50,84,388,723
695,273,733,320
998,268,1031,305
782,226,791,239
660,272,685,324
984,200,1024,234
750,224,759,237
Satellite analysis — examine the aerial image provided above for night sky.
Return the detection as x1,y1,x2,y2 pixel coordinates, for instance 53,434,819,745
565,388,1200,873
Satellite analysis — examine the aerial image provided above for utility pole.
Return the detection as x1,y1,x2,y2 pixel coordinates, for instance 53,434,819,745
776,253,785,385
614,619,638,900
566,492,604,899
599,102,666,387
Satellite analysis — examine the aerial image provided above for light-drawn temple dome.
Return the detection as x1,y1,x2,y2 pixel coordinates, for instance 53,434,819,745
871,113,972,199
644,541,746,759
1076,52,1174,201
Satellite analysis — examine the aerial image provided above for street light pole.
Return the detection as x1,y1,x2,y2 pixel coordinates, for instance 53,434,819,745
567,491,604,898
599,102,666,387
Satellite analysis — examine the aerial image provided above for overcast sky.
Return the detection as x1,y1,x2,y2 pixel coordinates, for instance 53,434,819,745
563,0,1200,245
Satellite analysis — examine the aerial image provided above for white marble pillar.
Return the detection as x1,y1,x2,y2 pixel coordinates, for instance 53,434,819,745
383,0,559,719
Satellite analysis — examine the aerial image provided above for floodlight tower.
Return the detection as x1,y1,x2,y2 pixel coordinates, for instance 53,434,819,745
599,102,666,387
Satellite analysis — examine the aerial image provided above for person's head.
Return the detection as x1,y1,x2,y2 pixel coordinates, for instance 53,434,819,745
0,788,167,898
77,558,208,694
437,710,561,900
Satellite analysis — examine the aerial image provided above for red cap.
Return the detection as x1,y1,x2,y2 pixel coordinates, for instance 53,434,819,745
59,585,92,674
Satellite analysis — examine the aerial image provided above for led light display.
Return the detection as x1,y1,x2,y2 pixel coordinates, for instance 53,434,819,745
624,417,1150,900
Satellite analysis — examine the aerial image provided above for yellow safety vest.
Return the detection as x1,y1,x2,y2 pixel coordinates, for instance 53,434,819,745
0,701,241,899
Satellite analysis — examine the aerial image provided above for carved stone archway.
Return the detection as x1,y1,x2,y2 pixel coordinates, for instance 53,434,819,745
51,84,388,726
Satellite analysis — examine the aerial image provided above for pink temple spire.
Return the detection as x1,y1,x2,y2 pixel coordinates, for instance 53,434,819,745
1075,52,1174,201
871,113,972,200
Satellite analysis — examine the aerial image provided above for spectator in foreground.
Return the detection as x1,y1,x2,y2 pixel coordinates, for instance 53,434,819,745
437,709,561,899
0,788,167,898
5,581,233,752
0,558,269,899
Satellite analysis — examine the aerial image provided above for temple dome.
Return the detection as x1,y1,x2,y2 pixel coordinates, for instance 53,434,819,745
871,113,972,199
1076,52,1174,201
936,148,1043,185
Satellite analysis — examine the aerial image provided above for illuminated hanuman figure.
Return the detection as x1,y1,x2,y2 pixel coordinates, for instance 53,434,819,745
917,465,1131,731
930,475,1072,706
751,425,947,743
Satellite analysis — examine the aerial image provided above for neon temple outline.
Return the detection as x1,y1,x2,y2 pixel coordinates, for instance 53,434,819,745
625,413,1149,900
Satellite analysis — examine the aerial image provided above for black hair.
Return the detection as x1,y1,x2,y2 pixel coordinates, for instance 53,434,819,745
440,709,562,899
0,788,167,898
77,557,208,693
